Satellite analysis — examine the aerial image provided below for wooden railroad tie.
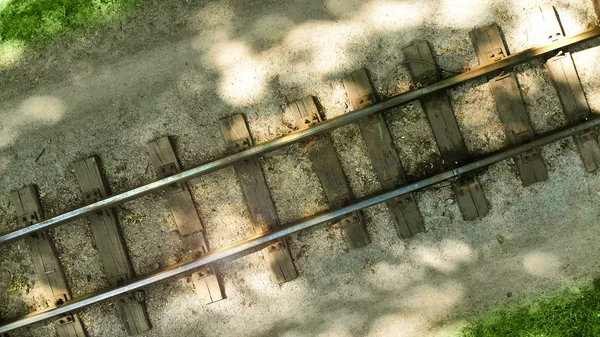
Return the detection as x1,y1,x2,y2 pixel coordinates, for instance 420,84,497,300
341,69,427,234
285,97,371,249
470,24,548,186
401,42,490,220
528,4,600,172
219,114,298,283
11,186,87,337
146,137,225,303
74,157,151,335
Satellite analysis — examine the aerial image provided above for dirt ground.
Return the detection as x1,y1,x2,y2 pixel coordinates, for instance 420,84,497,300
1,0,600,336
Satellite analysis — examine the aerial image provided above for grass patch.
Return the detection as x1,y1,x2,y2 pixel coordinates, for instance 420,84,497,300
0,0,140,43
8,274,30,294
122,212,144,226
461,279,600,337
0,0,143,68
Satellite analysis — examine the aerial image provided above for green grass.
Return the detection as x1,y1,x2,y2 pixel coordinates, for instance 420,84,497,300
103,164,112,176
122,212,144,226
461,279,600,337
0,0,142,67
0,0,139,42
8,274,30,294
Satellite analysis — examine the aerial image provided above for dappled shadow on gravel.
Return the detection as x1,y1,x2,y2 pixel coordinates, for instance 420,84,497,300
1,0,600,336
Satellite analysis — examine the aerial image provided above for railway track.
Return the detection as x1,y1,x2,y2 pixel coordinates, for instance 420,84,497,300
1,4,600,335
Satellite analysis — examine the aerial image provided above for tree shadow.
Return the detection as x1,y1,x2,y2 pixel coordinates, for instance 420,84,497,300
1,0,600,336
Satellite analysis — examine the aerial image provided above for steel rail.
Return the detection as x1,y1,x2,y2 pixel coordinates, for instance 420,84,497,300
1,26,599,245
2,117,600,333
